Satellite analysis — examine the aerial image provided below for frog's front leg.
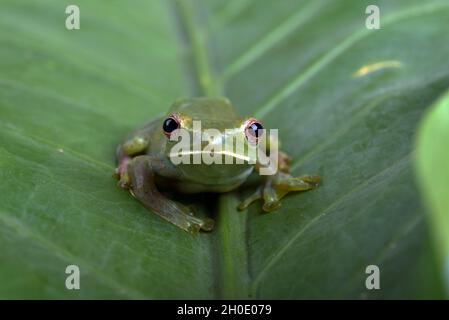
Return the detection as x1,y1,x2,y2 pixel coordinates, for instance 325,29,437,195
238,173,320,212
115,135,149,188
266,173,320,210
238,150,320,212
126,155,214,234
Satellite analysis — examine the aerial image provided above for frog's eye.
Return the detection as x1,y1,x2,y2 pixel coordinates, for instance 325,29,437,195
162,116,180,137
244,119,264,144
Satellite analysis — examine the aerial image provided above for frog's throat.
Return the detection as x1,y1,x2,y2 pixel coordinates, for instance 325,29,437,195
179,165,254,189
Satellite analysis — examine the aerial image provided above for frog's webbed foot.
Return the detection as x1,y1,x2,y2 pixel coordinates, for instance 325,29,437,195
238,172,320,212
124,155,214,234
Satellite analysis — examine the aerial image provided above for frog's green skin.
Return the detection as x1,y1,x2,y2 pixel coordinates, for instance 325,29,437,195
116,97,320,234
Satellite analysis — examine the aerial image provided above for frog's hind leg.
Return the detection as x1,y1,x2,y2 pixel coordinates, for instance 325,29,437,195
126,155,214,234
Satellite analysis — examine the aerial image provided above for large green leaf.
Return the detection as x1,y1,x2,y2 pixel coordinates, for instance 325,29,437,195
1,0,448,299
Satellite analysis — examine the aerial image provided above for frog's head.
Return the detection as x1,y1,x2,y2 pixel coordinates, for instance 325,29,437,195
160,97,265,187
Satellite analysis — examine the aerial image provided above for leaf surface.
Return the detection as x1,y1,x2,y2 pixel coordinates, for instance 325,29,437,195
1,0,448,298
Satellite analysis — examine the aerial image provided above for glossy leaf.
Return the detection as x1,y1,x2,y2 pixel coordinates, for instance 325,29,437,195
0,0,448,299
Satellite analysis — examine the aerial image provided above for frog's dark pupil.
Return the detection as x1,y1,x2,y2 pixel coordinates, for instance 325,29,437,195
163,117,179,133
248,122,263,138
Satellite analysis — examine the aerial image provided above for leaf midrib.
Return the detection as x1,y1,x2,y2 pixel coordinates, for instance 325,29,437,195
168,0,250,299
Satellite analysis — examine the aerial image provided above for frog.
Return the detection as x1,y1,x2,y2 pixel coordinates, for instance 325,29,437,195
115,97,320,234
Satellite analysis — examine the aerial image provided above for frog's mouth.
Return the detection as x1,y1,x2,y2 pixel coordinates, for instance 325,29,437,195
167,149,255,186
169,150,254,163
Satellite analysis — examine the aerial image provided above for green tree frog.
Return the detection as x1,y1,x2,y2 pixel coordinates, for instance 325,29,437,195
115,98,320,234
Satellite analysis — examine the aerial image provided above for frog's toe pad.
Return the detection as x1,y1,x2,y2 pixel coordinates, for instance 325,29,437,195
300,175,321,185
185,218,214,235
200,218,215,232
187,223,201,235
117,178,130,189
262,201,281,212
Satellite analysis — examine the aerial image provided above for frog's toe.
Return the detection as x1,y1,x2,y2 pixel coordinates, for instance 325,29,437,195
237,202,248,211
237,197,260,211
262,200,281,212
186,223,201,235
200,217,215,232
298,174,321,186
237,186,263,211
185,215,214,234
261,182,283,212
117,175,131,189
274,173,320,191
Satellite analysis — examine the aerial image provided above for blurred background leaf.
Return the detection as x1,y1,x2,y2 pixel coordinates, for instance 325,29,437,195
415,90,449,297
0,0,448,299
